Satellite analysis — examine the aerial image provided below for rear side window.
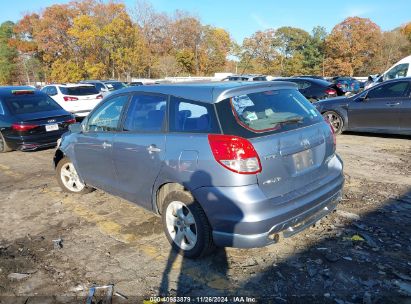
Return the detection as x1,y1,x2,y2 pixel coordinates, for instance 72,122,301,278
59,86,99,96
383,63,409,81
4,95,62,114
169,96,220,133
216,89,322,138
123,94,167,132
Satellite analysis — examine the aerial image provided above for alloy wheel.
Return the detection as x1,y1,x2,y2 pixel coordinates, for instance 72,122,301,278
60,162,85,192
165,200,198,251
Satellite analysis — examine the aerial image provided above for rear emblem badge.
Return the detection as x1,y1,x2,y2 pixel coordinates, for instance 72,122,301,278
263,177,282,185
48,119,56,123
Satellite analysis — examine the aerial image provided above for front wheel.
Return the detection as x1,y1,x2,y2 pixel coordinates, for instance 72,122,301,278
162,191,215,258
323,111,344,135
56,157,93,194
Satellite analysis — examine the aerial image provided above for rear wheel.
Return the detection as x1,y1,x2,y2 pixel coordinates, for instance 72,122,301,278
162,191,215,258
0,132,12,153
56,157,93,194
323,111,344,135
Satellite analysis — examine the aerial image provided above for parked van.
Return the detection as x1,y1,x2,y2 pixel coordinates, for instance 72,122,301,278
365,55,411,89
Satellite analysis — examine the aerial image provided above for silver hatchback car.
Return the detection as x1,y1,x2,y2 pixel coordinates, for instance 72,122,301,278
54,82,344,258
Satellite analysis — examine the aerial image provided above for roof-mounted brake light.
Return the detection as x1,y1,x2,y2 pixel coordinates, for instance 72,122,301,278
12,90,35,95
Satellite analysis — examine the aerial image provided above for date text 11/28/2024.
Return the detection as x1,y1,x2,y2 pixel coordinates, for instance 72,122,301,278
148,296,257,303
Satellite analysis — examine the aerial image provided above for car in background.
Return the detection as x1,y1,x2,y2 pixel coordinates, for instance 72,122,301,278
365,55,411,89
295,75,326,81
80,80,127,96
0,87,75,152
54,81,343,258
225,74,267,81
104,80,127,91
272,78,344,102
331,77,361,94
127,81,143,86
41,84,103,118
314,77,411,135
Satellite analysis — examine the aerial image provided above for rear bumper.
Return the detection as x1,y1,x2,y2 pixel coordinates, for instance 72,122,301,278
71,110,90,117
192,158,344,248
5,131,65,151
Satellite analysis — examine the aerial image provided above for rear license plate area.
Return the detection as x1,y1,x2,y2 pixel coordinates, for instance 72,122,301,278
45,124,59,132
292,149,314,173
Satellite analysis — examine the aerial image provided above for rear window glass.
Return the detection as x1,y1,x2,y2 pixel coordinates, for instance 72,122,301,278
59,86,99,96
217,89,322,137
4,95,62,114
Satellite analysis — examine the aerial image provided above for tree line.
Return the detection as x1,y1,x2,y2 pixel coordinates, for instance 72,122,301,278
0,0,410,85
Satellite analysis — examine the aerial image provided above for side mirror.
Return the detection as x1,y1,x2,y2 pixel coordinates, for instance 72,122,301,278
357,93,368,102
68,123,83,133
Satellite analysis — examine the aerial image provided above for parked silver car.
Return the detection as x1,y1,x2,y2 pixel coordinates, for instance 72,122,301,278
54,82,344,258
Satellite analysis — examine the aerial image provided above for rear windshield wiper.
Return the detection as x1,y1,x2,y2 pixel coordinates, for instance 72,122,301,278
271,116,304,126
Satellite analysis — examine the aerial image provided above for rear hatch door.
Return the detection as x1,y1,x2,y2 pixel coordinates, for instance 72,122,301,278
252,123,334,199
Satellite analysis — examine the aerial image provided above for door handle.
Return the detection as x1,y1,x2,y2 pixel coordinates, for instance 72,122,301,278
102,142,112,149
386,102,400,106
147,145,161,153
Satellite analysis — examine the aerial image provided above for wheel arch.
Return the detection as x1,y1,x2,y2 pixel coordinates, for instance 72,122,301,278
53,149,65,168
154,182,194,215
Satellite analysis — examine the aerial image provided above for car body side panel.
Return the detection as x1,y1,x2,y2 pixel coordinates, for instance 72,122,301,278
155,133,258,191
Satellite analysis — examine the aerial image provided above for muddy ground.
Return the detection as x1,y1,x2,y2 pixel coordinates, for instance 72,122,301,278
0,133,410,304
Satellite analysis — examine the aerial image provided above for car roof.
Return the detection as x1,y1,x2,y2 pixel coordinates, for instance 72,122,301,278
45,83,94,87
0,86,45,97
115,81,297,103
279,77,333,86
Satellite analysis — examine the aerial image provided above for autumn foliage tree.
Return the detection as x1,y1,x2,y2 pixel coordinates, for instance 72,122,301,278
324,17,383,76
5,0,411,83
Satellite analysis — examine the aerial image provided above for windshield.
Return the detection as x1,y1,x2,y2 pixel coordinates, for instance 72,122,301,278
59,86,99,96
228,89,322,133
4,95,62,114
105,82,126,91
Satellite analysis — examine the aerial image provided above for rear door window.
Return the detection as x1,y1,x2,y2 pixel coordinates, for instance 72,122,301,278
123,94,167,132
169,96,220,133
59,86,99,96
216,89,322,138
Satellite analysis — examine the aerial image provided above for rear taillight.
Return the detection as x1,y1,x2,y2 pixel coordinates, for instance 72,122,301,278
96,94,103,99
65,118,76,124
325,88,337,95
324,118,336,146
208,134,262,174
63,96,79,101
11,123,38,132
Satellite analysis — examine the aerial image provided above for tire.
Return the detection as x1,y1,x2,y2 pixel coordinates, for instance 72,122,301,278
323,111,344,135
161,190,215,258
56,157,93,194
0,132,12,153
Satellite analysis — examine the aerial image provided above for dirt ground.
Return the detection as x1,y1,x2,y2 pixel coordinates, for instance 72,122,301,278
0,133,410,304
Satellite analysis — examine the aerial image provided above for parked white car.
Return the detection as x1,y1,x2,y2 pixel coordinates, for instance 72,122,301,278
365,55,411,89
41,84,103,117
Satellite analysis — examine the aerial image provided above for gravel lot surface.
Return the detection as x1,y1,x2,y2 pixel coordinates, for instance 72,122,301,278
0,133,410,303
